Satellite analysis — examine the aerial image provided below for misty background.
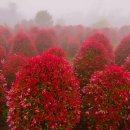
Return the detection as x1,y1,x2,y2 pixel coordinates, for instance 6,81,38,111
0,0,130,27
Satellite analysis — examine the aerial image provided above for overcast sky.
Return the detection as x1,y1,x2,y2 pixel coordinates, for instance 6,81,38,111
0,0,130,26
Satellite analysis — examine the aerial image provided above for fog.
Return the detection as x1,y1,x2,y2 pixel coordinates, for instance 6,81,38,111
0,0,130,27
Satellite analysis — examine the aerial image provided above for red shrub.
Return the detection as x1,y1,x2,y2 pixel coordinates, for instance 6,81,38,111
73,40,110,88
122,55,130,72
73,25,87,44
87,32,114,64
28,26,40,41
0,26,12,39
66,37,80,59
34,30,56,54
82,66,130,130
2,54,26,87
0,72,7,127
44,47,65,57
7,53,80,130
0,45,6,64
115,35,130,65
0,34,8,51
48,28,58,44
56,27,70,50
55,28,80,59
10,32,37,57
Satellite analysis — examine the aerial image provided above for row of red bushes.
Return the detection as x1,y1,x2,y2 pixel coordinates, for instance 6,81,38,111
0,25,130,129
1,49,129,130
0,25,129,62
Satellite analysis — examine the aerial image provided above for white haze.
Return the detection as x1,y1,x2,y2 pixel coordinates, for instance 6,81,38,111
0,0,130,27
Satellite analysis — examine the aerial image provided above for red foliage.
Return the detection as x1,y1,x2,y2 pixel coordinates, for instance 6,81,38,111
55,26,70,48
66,37,80,58
47,28,58,43
7,53,80,130
0,72,7,127
87,32,114,64
0,45,6,64
28,26,40,41
0,26,12,39
73,25,87,43
34,29,56,54
2,54,26,87
55,27,81,59
82,66,130,130
44,47,65,57
10,32,37,57
55,25,86,46
115,35,130,65
0,34,8,51
73,40,110,88
122,55,130,72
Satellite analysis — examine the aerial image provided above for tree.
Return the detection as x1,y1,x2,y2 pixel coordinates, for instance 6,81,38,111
35,10,53,27
92,18,111,28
